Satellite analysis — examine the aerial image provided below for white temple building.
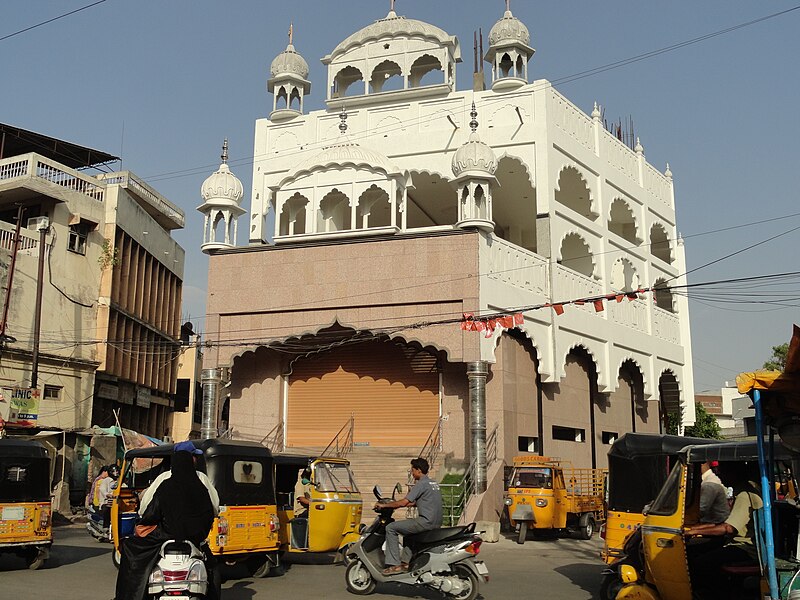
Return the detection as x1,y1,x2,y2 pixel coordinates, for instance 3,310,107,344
200,4,695,519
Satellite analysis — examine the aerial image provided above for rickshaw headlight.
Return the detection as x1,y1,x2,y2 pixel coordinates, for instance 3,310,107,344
620,565,639,584
535,498,548,508
504,498,513,506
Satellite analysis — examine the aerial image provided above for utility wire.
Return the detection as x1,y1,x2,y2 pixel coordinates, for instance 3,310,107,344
0,0,109,43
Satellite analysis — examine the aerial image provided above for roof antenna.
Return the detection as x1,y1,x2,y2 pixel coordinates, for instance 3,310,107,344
221,139,229,164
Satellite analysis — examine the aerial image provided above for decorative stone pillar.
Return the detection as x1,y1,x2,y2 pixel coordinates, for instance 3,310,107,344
468,361,489,494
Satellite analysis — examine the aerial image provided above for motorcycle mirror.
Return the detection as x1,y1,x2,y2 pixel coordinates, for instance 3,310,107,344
393,483,403,500
373,485,383,500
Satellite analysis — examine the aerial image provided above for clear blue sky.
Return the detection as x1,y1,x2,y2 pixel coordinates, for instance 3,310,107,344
5,0,800,392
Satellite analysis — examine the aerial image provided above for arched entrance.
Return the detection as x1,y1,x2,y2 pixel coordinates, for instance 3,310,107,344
286,339,440,448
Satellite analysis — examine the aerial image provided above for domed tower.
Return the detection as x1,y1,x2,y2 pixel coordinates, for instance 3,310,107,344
321,5,460,105
198,140,245,253
484,1,534,92
451,103,497,232
268,24,311,121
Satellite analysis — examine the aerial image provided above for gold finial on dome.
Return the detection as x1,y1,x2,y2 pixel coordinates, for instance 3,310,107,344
288,22,293,45
221,139,229,164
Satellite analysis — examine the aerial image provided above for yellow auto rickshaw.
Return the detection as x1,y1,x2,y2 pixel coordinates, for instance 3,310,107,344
112,439,282,576
600,434,718,600
614,440,799,600
274,454,362,560
504,456,605,543
0,438,52,569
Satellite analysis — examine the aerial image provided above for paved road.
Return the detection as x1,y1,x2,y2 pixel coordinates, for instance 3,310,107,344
0,524,605,599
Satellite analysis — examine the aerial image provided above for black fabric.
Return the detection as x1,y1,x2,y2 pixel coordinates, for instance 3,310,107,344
114,452,216,600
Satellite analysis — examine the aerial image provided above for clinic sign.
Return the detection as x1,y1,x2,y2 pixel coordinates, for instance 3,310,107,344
0,386,41,427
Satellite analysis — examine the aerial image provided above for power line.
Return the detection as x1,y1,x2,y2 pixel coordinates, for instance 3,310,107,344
0,0,109,43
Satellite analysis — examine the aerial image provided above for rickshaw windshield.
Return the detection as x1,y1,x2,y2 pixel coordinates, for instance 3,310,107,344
510,467,552,489
0,458,50,502
316,462,358,493
646,461,683,516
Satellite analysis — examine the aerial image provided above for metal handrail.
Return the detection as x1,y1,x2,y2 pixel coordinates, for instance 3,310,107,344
321,415,354,458
486,423,499,466
414,418,442,483
439,459,477,526
260,421,284,452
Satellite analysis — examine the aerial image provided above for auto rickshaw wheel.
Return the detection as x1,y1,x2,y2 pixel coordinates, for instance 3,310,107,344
247,553,284,578
599,573,623,600
452,564,479,600
112,547,121,569
516,521,528,544
577,514,595,540
345,560,376,595
25,548,46,570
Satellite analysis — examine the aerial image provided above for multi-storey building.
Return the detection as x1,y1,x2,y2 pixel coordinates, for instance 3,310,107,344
0,123,185,438
201,6,695,516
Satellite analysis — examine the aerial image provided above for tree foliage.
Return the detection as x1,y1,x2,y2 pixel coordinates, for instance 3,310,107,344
763,343,789,371
664,403,722,439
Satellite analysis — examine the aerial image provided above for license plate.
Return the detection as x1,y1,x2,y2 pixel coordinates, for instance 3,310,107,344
475,561,489,575
2,507,25,521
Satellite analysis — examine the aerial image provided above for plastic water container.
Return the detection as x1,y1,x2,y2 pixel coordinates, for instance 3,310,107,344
119,512,138,537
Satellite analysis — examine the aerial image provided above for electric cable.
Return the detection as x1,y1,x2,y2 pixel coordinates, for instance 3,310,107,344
0,0,110,43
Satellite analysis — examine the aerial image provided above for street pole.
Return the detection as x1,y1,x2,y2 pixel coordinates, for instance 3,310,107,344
31,219,49,389
201,368,221,439
0,205,25,342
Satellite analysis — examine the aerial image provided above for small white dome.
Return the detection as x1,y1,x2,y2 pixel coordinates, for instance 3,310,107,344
452,133,497,178
328,11,456,61
489,10,530,47
201,162,244,206
270,43,309,79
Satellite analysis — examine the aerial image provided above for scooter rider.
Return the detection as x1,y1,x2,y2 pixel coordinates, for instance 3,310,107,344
374,457,443,575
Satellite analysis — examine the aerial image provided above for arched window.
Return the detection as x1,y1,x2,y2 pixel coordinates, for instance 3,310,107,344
410,54,443,87
276,86,288,110
494,156,537,253
357,185,390,228
317,189,351,232
406,171,457,228
610,258,639,292
515,55,524,79
212,211,226,244
499,52,514,78
474,185,487,220
650,223,672,264
370,60,403,93
279,193,309,236
658,370,681,434
653,278,674,313
608,199,638,243
333,66,364,98
289,87,301,111
559,232,594,277
555,166,594,219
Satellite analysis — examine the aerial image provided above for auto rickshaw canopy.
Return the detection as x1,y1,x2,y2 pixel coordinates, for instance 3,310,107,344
0,439,51,502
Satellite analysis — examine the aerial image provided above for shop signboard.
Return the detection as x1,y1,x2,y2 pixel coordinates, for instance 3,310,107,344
0,386,41,427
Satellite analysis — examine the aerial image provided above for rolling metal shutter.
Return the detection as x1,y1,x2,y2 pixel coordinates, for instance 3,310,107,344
287,341,440,448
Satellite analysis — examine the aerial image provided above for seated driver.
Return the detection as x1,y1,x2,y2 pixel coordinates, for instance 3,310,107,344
294,467,312,517
373,457,443,575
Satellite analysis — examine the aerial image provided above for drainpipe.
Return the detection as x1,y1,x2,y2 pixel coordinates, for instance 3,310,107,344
200,368,221,440
467,361,488,493
31,219,50,389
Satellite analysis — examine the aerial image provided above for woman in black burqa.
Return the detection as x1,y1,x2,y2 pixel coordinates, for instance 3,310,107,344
114,444,219,600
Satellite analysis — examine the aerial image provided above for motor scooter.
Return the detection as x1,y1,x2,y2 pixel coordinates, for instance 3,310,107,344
344,486,488,599
86,505,111,542
147,540,211,600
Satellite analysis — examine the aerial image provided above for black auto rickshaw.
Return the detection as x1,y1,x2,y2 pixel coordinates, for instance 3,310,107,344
112,439,282,575
274,454,362,560
0,438,52,569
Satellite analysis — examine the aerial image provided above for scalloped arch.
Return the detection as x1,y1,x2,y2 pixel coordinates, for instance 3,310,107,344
617,356,649,392
557,230,597,276
563,343,599,373
608,197,639,241
491,325,539,354
408,167,452,185
496,153,535,189
555,164,594,204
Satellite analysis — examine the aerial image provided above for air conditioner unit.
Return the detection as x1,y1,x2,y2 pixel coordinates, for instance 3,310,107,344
26,216,50,231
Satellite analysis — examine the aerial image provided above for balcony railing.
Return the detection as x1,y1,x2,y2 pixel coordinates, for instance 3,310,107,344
652,306,680,344
0,219,40,257
486,236,549,296
99,171,185,229
0,153,106,202
608,297,648,333
552,265,603,313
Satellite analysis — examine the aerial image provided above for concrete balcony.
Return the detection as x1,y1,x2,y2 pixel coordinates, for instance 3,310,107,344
0,152,105,205
98,171,185,231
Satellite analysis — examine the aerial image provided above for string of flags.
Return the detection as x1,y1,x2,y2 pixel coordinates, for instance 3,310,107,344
460,288,649,337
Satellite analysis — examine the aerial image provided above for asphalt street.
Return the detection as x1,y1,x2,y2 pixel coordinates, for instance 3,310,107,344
0,524,605,599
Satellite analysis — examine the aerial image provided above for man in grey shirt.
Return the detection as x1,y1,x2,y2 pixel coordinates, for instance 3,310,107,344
374,457,443,575
699,461,730,524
